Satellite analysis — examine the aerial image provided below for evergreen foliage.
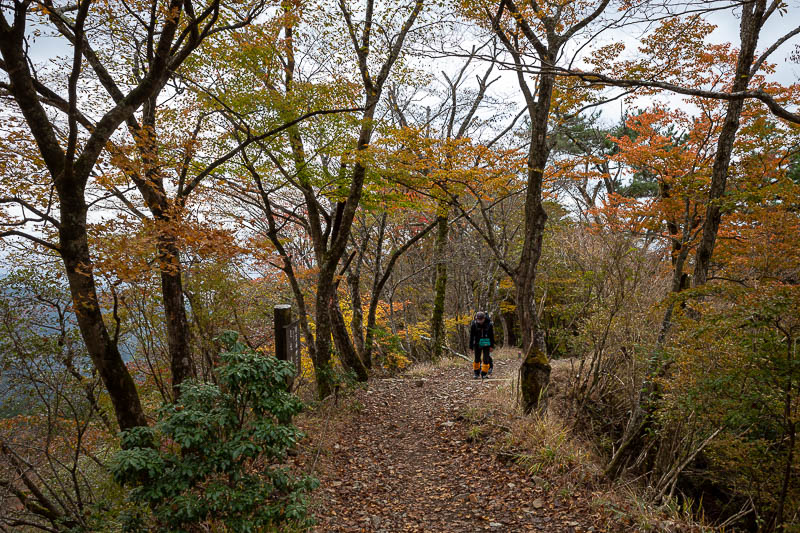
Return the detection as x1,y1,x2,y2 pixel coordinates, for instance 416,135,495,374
111,332,316,532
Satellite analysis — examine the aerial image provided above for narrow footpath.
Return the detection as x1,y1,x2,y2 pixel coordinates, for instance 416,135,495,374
305,358,608,532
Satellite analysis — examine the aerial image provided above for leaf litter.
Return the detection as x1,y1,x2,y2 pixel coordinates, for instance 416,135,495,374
295,359,622,532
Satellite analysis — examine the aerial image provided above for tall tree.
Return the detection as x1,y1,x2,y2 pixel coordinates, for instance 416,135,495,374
0,0,263,429
693,0,776,286
472,0,615,412
205,0,426,396
561,2,800,283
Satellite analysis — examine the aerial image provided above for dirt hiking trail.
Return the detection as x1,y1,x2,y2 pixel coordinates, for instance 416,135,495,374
303,357,611,532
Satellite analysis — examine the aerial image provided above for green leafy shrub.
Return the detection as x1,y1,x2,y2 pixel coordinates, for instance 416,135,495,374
111,331,317,532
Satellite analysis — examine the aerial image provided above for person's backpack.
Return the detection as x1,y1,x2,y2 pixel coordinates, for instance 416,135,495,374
476,313,492,347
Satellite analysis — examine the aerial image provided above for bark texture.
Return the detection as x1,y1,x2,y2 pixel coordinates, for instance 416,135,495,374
158,235,194,398
127,95,195,399
348,266,366,363
58,196,148,430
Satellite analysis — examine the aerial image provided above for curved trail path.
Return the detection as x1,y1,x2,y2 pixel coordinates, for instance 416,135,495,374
307,358,603,532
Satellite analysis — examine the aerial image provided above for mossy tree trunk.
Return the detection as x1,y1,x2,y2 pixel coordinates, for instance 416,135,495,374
486,0,614,416
519,330,551,414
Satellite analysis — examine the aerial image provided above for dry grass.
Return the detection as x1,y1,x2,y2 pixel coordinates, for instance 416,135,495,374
462,370,602,491
456,356,716,532
404,355,465,378
403,346,523,379
491,346,524,361
589,485,717,532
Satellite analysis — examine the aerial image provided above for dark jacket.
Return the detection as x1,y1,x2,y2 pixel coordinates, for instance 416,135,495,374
469,318,495,350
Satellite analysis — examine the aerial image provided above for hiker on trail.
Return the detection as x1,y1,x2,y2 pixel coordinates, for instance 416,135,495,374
469,311,495,379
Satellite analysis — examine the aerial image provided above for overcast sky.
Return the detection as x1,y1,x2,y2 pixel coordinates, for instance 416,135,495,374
429,2,800,127
5,1,800,134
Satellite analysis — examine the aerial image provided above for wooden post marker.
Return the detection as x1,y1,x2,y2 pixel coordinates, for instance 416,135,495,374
274,304,291,362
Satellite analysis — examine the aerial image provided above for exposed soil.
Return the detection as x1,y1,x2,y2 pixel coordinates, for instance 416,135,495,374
299,358,618,532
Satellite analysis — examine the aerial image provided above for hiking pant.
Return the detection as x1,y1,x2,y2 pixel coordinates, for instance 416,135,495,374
473,346,493,376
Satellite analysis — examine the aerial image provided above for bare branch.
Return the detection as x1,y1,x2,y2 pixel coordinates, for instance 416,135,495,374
0,230,59,252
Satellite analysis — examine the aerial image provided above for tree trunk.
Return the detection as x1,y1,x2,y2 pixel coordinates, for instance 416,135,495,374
501,312,510,347
281,256,318,369
347,237,368,367
693,0,765,286
515,236,549,413
516,81,552,337
308,95,380,397
58,194,147,431
252,170,318,367
657,243,691,345
158,234,194,399
515,278,534,354
363,298,380,368
349,269,366,364
430,213,449,360
313,276,335,399
330,291,368,382
131,96,196,400
362,213,387,365
513,64,554,411
520,330,551,414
